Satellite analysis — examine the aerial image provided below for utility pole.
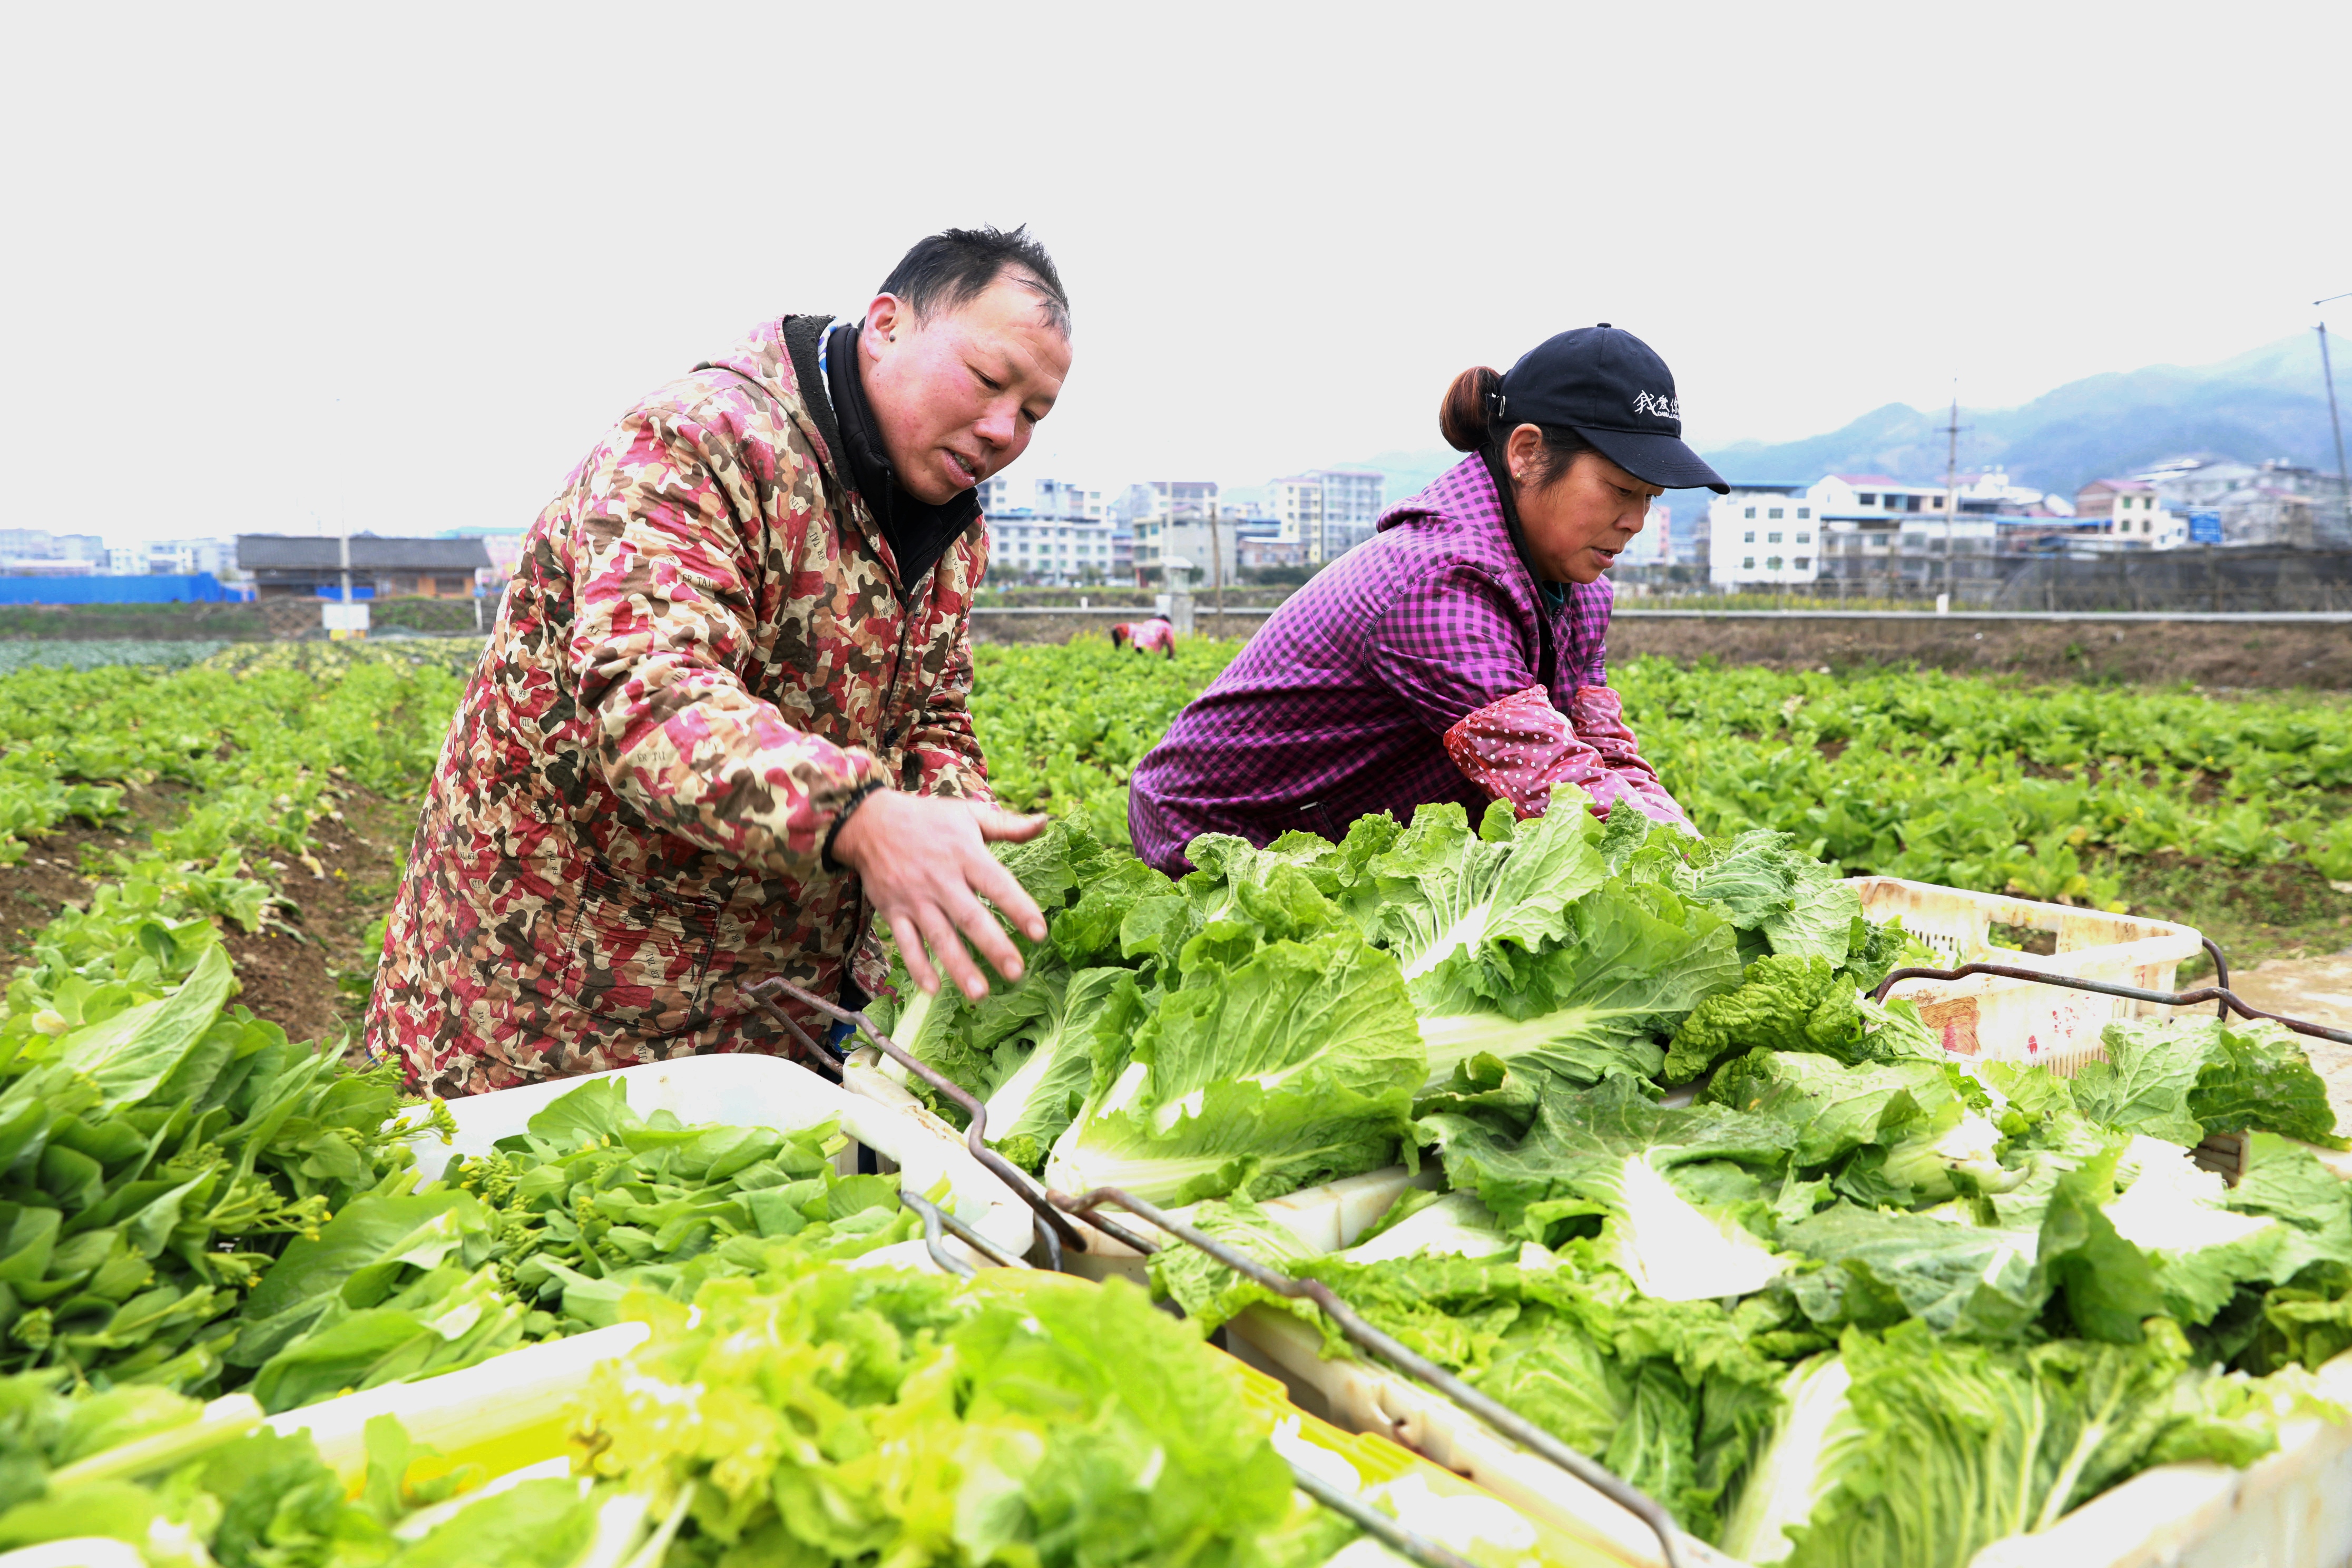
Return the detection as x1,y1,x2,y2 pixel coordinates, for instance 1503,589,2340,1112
338,524,352,608
1208,501,1224,622
1939,385,1962,602
2315,307,2351,543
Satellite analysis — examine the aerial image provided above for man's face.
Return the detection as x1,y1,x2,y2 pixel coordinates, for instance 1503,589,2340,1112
860,274,1071,505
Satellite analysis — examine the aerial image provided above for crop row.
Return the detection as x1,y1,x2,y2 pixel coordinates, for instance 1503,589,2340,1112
972,635,2352,904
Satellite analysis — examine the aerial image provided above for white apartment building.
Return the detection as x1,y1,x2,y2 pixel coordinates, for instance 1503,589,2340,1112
988,517,1123,584
1269,469,1385,563
1808,474,1949,518
2075,479,2188,549
1131,515,1239,587
978,475,1105,521
103,538,236,576
1616,501,1672,565
1708,485,1820,586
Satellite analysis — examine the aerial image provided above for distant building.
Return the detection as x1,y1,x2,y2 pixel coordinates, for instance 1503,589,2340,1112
1131,515,1239,587
1809,474,1948,518
977,476,1118,584
1616,501,1672,565
1708,484,1819,587
979,475,1105,522
0,529,109,576
987,515,1123,585
1112,481,1219,525
2134,455,2350,547
1236,534,1305,572
237,534,491,599
1269,469,1384,563
99,538,237,577
2074,479,2186,548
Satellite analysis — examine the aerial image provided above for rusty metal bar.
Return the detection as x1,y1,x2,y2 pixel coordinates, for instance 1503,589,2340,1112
743,984,844,1081
1056,1184,1691,1568
895,1189,975,1277
2202,937,2231,1020
1287,1462,1483,1568
1870,962,2352,1047
754,979,1093,1254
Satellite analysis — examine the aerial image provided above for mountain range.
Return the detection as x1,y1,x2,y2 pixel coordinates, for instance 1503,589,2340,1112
1336,330,2352,528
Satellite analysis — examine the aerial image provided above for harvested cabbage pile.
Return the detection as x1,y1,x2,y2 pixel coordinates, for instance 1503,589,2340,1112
882,788,2352,1566
1162,1026,2351,1565
875,791,1910,1203
575,1256,1375,1568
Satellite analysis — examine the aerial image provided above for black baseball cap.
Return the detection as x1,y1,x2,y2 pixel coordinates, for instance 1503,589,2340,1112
1498,325,1728,493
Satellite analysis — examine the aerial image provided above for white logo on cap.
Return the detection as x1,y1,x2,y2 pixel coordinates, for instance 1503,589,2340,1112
1633,391,1681,420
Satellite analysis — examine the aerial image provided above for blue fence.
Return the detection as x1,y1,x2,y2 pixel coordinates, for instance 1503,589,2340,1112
0,574,236,605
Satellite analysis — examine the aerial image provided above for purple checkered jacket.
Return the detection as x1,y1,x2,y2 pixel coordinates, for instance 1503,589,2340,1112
1128,455,1612,873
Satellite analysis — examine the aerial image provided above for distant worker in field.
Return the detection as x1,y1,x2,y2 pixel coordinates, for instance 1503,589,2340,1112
1128,326,1724,872
367,227,1073,1097
1109,613,1177,658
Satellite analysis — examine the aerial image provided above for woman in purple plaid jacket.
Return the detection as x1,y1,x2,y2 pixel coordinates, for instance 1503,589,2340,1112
1128,326,1731,874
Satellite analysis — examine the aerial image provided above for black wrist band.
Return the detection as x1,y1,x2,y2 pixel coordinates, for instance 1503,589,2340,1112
822,779,887,873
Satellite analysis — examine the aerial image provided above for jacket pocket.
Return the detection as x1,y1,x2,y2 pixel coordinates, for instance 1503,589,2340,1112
555,859,724,1042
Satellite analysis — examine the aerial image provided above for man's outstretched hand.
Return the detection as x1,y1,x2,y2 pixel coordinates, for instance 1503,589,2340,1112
830,790,1050,1002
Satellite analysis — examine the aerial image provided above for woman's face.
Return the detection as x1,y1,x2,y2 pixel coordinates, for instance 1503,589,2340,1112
1507,425,1662,584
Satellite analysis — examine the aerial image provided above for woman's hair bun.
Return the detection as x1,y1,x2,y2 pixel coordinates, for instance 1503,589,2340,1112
1439,366,1503,452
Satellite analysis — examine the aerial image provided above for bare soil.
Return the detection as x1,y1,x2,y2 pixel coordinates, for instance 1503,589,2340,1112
0,783,415,1054
1606,616,2352,690
222,790,413,1050
1,782,190,953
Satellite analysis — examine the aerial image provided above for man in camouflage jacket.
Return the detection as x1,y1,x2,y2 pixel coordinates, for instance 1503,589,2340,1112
367,229,1073,1097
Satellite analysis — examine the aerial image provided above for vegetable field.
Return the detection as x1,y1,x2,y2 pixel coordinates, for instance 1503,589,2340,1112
972,639,2352,963
1,629,2349,1568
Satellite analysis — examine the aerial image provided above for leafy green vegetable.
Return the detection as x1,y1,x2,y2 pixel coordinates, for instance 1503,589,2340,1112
1673,829,1865,965
2076,1017,2347,1150
1764,1320,2329,1568
0,979,434,1392
1664,955,1863,1083
1422,1076,1794,1300
1414,871,1742,1092
1047,932,1424,1203
579,1256,1305,1568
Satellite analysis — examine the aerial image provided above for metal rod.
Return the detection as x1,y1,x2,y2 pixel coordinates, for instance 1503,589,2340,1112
916,1187,1027,1270
1055,1185,1690,1568
743,985,844,1081
1871,962,2352,1047
758,979,1091,1253
1287,1462,1483,1568
896,1190,975,1277
1030,1209,1064,1275
2201,937,2231,1021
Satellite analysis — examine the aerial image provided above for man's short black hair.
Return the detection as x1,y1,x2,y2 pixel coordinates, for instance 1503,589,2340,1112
879,226,1070,337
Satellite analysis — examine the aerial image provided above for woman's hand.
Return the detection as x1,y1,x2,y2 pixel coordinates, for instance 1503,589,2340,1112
830,790,1050,1001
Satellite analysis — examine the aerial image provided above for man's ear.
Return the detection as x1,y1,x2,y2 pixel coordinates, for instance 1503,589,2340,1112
864,293,906,352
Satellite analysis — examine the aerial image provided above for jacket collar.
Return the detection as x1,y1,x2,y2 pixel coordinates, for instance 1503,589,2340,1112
818,322,982,594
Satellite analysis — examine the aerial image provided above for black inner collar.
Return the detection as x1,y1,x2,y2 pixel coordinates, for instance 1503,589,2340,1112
820,322,982,595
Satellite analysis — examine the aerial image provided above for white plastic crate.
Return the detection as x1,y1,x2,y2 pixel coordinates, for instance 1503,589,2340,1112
264,1321,650,1483
1853,875,2206,1074
410,1054,1035,1262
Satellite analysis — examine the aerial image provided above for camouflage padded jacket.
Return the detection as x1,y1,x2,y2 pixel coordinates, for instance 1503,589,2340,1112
366,316,992,1097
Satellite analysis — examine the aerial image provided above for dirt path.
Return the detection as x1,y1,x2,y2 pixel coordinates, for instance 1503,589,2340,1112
2226,947,2352,1141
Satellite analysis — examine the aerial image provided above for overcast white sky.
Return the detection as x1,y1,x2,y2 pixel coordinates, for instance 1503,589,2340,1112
6,2,2348,542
